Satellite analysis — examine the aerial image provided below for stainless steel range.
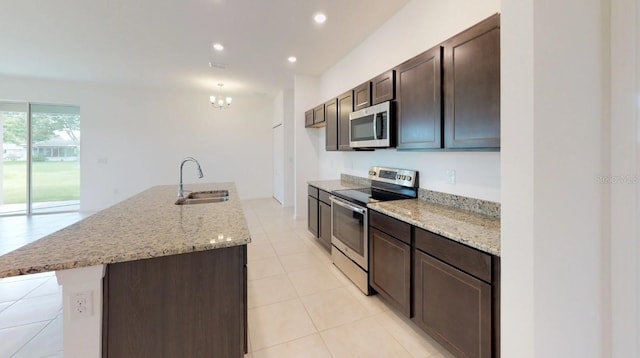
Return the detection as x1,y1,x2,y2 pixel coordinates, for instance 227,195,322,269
330,166,418,295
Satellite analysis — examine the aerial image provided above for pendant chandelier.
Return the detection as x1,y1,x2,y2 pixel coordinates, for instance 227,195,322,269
210,83,232,110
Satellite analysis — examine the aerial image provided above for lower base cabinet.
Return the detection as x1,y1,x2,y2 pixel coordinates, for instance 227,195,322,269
102,246,247,358
319,201,332,249
413,250,492,358
308,196,319,237
368,210,500,358
308,185,332,251
369,227,411,316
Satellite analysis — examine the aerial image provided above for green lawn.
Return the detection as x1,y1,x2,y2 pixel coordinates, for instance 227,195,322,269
2,160,80,204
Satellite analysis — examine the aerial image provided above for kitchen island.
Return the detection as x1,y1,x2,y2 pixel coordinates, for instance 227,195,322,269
0,182,250,358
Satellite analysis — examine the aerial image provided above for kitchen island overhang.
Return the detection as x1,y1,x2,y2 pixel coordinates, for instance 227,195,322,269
0,182,251,358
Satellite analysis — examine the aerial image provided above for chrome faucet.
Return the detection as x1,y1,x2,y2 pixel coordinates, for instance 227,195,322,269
178,157,204,199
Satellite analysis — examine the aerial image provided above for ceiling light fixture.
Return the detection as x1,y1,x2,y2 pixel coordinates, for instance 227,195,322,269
288,56,297,63
313,13,327,24
213,43,224,51
210,83,232,110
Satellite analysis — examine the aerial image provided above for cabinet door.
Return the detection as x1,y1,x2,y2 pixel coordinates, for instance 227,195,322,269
307,196,319,237
337,90,354,151
414,250,492,358
395,46,443,150
313,104,325,126
372,70,395,105
325,98,338,151
353,81,371,110
318,201,332,250
444,14,500,148
370,228,411,317
305,109,314,127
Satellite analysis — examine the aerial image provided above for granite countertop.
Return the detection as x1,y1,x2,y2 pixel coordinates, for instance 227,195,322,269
307,179,367,193
308,178,500,256
369,199,500,256
0,182,251,278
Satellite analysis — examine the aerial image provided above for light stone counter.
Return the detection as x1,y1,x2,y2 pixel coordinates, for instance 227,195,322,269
0,182,250,278
307,179,368,193
368,199,500,256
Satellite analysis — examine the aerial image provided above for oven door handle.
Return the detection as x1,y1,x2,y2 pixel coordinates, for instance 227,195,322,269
330,196,366,214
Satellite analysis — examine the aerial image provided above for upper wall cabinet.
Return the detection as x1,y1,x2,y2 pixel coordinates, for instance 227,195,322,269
353,81,372,110
444,14,500,148
337,90,354,151
313,104,325,127
305,104,326,128
395,46,443,150
305,109,314,127
325,98,338,151
372,70,395,105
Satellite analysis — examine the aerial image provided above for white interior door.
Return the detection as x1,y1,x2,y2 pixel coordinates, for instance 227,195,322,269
272,124,284,204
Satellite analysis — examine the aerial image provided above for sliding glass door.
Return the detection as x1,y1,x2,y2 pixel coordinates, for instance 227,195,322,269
1,102,80,216
0,102,28,215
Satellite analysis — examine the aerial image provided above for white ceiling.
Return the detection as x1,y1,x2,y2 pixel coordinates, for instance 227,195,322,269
0,0,409,97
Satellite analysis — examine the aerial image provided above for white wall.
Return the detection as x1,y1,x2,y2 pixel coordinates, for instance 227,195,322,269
316,0,501,202
0,75,274,212
283,89,295,208
293,75,320,217
502,0,618,356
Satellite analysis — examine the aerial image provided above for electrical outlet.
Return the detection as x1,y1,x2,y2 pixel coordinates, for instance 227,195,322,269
70,290,93,320
447,170,456,185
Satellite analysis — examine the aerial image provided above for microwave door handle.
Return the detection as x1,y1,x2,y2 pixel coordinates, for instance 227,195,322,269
373,114,378,139
375,113,382,139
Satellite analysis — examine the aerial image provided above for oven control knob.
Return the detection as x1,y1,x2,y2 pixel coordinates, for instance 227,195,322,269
396,174,401,180
407,176,412,181
369,170,376,176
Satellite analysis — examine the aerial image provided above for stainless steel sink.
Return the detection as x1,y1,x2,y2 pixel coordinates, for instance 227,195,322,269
175,190,229,205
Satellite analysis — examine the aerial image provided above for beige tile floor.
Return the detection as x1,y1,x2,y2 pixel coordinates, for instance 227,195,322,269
0,199,453,357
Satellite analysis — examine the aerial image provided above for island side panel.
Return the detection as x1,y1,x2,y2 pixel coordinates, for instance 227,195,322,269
102,245,247,358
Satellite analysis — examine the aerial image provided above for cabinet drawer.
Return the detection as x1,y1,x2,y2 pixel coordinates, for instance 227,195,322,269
415,228,492,283
319,190,332,205
307,186,319,199
369,210,410,245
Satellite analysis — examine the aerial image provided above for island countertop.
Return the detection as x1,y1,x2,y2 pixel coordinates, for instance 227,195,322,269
0,182,251,278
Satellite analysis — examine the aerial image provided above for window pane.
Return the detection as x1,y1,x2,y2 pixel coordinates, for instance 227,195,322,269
30,104,80,214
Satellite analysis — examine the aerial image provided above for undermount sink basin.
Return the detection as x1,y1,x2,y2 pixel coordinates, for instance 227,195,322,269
175,190,229,205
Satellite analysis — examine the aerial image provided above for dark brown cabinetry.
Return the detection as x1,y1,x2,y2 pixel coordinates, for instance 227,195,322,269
305,109,314,127
305,104,326,128
307,186,319,237
367,209,500,358
313,104,325,126
337,90,354,151
444,14,500,148
306,14,500,150
308,185,331,251
102,246,247,358
413,228,494,358
353,81,372,110
325,98,338,151
369,211,411,316
395,46,443,150
318,190,332,249
372,70,395,105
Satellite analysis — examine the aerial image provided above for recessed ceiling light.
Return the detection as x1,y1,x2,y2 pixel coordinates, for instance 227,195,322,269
288,56,297,63
213,43,224,51
313,13,327,24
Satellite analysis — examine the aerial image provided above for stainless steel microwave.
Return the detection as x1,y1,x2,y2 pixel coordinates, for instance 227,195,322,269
349,101,393,149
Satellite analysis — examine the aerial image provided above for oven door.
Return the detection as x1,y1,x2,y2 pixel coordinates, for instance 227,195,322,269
330,196,368,269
